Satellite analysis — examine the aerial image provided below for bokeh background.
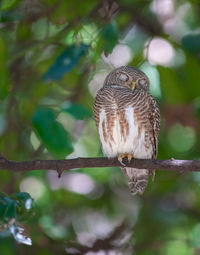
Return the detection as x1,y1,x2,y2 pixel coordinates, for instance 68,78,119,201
0,0,200,254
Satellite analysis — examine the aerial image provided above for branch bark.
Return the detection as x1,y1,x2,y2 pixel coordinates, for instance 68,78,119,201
0,155,200,174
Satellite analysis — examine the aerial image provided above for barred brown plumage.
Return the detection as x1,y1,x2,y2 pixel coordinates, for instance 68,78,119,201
93,66,160,195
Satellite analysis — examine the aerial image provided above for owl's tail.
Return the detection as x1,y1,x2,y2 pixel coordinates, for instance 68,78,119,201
121,167,149,195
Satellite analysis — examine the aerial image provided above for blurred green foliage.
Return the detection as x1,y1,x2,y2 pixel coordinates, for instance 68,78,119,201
0,0,200,254
32,108,73,158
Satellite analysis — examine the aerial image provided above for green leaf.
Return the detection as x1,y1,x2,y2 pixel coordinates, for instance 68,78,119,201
102,21,118,55
0,36,10,99
0,11,21,22
13,192,33,211
0,192,34,223
157,66,187,104
1,0,22,10
16,21,31,41
0,194,17,221
43,43,89,82
32,108,73,158
181,54,200,99
158,54,200,103
182,33,200,55
61,102,92,120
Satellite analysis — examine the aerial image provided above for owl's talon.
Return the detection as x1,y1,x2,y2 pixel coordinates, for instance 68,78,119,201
118,155,126,167
127,154,133,163
118,154,133,166
118,155,126,166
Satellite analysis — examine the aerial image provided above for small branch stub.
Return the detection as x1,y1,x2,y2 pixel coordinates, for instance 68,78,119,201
57,168,64,178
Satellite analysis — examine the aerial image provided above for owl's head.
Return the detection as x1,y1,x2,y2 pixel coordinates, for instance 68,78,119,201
103,66,149,92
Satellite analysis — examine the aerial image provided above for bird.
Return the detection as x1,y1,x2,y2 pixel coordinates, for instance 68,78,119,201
93,66,160,195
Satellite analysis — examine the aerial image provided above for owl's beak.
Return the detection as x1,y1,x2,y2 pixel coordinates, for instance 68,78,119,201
131,81,136,91
131,80,140,90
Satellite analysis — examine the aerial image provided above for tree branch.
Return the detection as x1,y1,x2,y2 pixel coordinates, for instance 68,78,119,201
0,154,200,174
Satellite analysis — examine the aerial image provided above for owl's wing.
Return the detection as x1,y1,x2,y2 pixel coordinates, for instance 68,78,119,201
125,90,160,159
147,95,160,159
93,87,105,128
93,86,116,127
119,90,160,194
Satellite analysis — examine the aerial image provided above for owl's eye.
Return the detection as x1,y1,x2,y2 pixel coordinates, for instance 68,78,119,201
138,79,146,86
119,73,129,82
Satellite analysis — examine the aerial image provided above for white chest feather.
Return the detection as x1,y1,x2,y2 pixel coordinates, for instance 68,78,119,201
98,107,153,159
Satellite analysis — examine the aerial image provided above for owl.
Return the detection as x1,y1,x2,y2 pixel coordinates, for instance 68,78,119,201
93,66,160,195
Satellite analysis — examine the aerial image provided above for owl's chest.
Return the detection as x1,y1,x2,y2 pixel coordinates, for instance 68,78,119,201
98,106,153,159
